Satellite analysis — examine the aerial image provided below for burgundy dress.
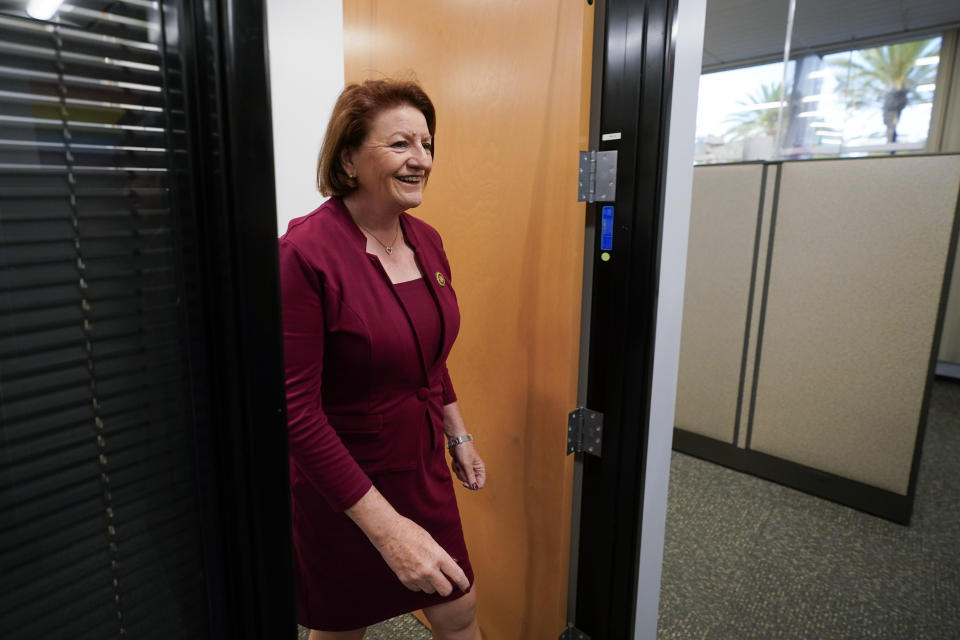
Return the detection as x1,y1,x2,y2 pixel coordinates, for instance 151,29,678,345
278,197,473,631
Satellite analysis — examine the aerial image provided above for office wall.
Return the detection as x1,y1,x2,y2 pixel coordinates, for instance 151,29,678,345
265,0,343,235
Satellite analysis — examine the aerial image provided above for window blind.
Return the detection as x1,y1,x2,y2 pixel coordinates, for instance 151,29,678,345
0,1,210,638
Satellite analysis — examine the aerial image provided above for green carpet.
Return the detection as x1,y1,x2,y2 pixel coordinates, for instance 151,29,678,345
657,379,960,639
298,614,430,639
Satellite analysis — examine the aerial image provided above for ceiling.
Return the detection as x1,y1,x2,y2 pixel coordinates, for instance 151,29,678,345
702,0,960,70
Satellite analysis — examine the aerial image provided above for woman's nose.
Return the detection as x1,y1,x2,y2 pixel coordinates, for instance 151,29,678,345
409,143,432,167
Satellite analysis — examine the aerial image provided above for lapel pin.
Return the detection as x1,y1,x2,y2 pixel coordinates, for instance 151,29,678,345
435,271,446,287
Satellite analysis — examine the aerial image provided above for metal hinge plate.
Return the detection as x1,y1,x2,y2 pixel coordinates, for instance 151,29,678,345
577,150,617,203
559,623,591,640
567,407,603,457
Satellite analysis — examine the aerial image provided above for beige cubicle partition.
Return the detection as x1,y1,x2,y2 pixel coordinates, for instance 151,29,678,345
674,154,960,522
749,157,960,495
675,163,766,443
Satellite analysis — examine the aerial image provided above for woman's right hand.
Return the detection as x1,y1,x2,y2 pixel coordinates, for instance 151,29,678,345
373,514,470,596
346,485,469,596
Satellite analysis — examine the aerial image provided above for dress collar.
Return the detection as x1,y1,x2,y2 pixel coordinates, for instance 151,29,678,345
329,196,422,254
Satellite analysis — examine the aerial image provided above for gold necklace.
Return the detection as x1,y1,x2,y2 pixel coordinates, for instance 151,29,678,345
356,220,401,254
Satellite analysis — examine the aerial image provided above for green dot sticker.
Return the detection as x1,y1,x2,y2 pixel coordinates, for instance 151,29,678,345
601,252,611,262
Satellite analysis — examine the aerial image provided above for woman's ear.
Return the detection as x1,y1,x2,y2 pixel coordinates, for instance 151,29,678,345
340,148,355,178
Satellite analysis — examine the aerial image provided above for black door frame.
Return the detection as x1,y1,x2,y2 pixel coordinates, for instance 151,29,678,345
171,0,296,636
570,0,706,637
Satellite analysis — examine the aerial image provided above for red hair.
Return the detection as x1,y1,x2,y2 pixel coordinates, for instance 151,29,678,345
317,79,436,197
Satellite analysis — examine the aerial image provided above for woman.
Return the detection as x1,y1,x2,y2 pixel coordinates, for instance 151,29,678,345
279,79,486,640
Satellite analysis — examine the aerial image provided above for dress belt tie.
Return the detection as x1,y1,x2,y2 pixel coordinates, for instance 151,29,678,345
416,386,441,401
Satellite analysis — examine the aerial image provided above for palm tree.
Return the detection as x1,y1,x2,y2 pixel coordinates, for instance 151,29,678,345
830,38,939,143
724,82,787,141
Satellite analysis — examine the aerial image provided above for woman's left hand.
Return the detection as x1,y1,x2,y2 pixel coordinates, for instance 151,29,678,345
450,442,486,491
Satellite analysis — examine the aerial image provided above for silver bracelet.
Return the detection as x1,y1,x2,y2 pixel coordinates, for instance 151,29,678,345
446,433,474,449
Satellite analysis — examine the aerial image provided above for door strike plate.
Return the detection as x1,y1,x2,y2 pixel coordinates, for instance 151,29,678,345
559,623,591,640
567,407,603,457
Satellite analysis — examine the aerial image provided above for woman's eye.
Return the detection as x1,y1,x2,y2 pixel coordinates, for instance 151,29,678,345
391,140,408,148
423,142,433,152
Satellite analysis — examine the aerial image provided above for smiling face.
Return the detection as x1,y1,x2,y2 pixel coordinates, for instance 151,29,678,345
341,104,433,213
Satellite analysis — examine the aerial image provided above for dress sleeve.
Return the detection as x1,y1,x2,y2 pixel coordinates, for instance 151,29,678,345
440,364,457,405
435,232,459,405
279,239,373,512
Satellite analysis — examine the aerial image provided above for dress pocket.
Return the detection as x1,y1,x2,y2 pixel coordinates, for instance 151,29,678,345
328,411,420,475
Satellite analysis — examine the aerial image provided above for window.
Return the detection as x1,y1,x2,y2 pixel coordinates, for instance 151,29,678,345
695,36,942,164
0,3,212,637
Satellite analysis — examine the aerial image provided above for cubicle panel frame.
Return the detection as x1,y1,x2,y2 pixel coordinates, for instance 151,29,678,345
673,153,960,525
737,163,778,449
672,428,914,522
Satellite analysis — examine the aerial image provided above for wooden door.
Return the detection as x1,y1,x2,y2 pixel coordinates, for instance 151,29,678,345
343,2,594,637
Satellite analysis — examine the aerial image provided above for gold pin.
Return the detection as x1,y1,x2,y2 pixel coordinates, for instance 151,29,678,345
435,271,446,287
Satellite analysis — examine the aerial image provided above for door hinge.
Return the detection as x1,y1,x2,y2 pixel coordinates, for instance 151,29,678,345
559,623,591,640
567,407,603,457
577,150,617,203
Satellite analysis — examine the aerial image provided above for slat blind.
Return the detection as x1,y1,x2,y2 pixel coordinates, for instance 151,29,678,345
1,2,210,638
